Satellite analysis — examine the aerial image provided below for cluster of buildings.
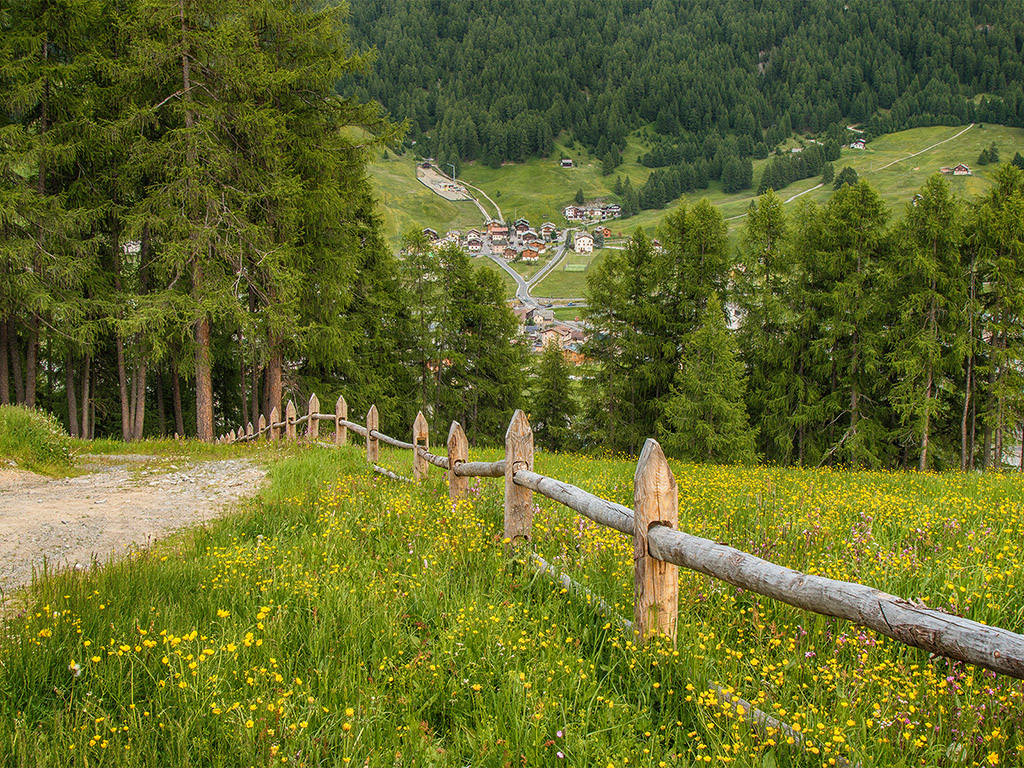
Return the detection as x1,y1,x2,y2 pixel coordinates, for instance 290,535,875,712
512,305,587,363
562,202,621,222
423,219,562,263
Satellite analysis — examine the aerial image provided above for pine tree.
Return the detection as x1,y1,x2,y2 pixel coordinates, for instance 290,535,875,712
888,175,965,470
735,191,793,461
816,180,891,467
968,164,1024,467
434,244,526,444
833,166,859,189
582,229,682,452
530,341,577,451
659,293,756,464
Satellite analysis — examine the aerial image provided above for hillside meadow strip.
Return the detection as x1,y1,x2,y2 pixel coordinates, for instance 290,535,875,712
2,445,1023,766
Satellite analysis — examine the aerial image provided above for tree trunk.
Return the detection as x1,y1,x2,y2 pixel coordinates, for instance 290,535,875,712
919,368,932,471
195,311,214,442
25,315,39,408
239,357,248,431
961,354,973,472
8,318,24,404
65,354,79,438
156,367,166,437
0,317,9,405
116,335,131,440
132,362,147,441
89,361,97,439
250,364,260,429
80,354,91,439
267,348,282,425
171,360,185,436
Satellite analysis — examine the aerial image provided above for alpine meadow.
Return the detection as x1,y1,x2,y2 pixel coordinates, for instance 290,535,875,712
3,1,1024,767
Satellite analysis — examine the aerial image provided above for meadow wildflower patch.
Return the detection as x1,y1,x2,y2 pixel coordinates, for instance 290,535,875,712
1,445,1023,766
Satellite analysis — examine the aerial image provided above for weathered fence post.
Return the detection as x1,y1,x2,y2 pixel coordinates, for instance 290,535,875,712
633,438,679,644
447,421,469,501
307,393,320,440
504,409,534,545
269,407,280,442
366,405,379,463
229,428,236,443
246,422,254,440
335,395,347,447
285,401,296,442
258,414,267,442
412,412,429,482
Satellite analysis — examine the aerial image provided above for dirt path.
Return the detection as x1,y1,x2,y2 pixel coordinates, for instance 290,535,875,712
0,455,266,597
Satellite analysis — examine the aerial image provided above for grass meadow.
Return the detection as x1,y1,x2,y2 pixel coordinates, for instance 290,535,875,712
3,437,1024,766
534,248,610,300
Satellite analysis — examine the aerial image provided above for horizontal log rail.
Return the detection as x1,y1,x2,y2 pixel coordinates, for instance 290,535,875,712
512,469,632,534
417,449,450,471
644,525,1024,679
374,464,413,483
370,429,415,451
454,458,506,477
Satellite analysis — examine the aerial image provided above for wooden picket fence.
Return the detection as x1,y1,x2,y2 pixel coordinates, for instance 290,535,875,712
218,394,1024,683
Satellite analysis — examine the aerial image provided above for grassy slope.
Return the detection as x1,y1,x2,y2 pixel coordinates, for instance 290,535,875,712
533,247,609,299
368,153,482,244
370,123,1024,244
3,441,1024,766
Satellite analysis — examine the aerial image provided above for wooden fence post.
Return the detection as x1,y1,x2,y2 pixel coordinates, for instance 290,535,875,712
307,393,320,440
246,422,253,440
335,395,347,446
447,421,468,501
285,400,297,442
229,428,236,443
633,438,679,644
412,412,429,481
504,409,534,545
258,414,267,442
269,407,280,441
366,405,379,463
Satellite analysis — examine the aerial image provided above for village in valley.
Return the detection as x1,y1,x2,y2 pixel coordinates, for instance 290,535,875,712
412,161,637,363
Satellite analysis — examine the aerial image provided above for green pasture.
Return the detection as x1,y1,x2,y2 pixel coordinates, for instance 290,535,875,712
367,153,482,245
533,247,611,299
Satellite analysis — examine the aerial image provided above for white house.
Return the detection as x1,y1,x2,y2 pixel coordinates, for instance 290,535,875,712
574,232,594,254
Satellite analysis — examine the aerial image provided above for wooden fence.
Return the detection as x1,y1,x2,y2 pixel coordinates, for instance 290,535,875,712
219,394,1024,682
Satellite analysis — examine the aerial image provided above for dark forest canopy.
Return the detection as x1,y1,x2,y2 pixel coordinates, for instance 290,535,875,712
345,0,1024,169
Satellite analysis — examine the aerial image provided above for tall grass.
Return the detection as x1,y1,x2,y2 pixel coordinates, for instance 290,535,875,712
2,441,1023,766
0,405,73,475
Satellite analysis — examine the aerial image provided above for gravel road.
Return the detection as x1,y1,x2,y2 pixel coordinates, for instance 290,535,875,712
0,455,266,597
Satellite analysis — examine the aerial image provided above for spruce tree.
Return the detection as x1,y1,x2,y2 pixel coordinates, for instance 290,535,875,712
659,293,756,464
888,175,964,470
735,191,793,462
530,341,577,451
967,164,1024,467
816,180,891,466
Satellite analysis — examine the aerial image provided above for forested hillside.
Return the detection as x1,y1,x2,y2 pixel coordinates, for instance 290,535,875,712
347,0,1024,173
573,167,1024,472
0,0,524,443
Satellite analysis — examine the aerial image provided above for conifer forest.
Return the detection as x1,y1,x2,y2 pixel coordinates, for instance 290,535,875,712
3,0,1024,472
